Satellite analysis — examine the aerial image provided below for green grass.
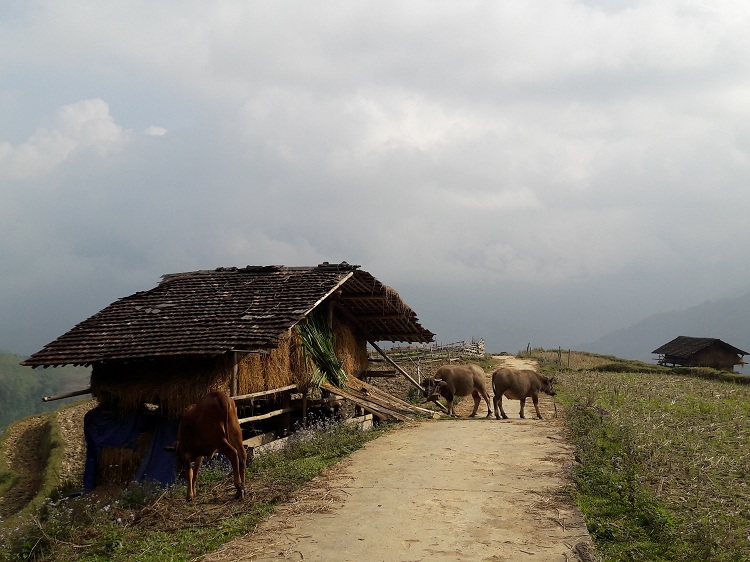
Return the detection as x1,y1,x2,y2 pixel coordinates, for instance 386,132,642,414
0,420,391,562
554,365,750,561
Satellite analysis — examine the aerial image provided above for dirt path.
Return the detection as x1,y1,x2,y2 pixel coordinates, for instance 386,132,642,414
205,356,595,562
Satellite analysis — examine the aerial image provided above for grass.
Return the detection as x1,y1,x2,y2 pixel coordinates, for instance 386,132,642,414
0,419,391,562
529,349,750,561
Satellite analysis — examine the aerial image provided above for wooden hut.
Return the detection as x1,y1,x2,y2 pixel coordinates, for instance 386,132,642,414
652,336,748,372
22,262,435,488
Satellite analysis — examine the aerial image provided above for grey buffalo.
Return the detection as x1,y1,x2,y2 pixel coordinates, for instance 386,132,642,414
422,364,492,417
491,368,556,420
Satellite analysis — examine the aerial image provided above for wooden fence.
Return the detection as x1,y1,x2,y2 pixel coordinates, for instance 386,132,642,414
369,339,486,365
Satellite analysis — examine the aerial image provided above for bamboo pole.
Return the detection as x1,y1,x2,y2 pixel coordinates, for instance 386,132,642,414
42,387,91,402
367,340,449,414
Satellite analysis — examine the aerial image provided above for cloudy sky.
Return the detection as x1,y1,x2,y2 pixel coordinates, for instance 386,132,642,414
2,1,749,358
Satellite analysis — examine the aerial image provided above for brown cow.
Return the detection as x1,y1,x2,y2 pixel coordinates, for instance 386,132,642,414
170,391,246,501
422,364,492,417
491,368,555,420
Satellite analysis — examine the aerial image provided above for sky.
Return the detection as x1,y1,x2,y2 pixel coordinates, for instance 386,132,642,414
2,1,750,358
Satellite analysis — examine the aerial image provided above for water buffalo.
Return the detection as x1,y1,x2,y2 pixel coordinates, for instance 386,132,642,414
422,364,492,417
168,391,246,501
491,368,556,420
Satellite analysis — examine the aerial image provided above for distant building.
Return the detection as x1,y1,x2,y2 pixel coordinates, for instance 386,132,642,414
652,336,749,372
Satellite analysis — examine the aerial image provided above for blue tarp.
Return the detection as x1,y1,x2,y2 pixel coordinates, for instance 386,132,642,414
83,406,179,492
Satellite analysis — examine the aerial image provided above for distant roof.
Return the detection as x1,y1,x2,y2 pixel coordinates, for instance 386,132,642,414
22,262,435,367
652,336,749,358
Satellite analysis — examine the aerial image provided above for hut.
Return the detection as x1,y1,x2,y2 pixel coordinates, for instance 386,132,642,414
652,336,749,372
22,262,435,489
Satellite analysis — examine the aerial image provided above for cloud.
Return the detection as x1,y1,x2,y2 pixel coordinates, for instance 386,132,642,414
2,1,750,357
0,99,127,180
143,126,167,137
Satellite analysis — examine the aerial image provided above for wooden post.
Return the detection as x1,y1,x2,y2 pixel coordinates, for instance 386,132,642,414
230,352,239,397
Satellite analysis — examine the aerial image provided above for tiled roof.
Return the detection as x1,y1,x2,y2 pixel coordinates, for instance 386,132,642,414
22,262,434,367
652,336,749,358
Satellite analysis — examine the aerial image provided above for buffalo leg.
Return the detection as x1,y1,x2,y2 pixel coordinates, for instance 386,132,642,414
469,391,481,417
519,398,526,419
480,388,493,417
494,394,508,420
446,393,456,416
532,395,543,419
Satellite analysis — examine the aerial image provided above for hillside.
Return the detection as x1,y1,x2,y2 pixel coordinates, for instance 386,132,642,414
0,352,90,432
579,291,750,372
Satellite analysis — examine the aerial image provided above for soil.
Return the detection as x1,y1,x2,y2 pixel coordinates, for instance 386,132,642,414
0,399,94,519
204,356,596,561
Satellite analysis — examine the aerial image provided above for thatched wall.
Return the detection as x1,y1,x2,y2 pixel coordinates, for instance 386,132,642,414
333,319,369,381
237,331,303,394
91,356,231,417
238,318,369,395
91,312,370,416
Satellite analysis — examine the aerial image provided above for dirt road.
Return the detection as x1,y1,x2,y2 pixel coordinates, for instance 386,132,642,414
205,357,595,562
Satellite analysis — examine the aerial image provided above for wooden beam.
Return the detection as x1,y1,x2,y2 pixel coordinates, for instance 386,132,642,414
232,385,297,401
237,407,295,424
242,430,278,448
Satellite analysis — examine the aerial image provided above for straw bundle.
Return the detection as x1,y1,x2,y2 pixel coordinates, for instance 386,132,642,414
237,332,299,395
333,319,368,379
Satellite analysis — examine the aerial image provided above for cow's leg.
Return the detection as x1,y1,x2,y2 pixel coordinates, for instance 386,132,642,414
185,462,194,501
220,439,245,500
532,394,543,419
469,390,481,417
189,456,203,501
519,398,526,419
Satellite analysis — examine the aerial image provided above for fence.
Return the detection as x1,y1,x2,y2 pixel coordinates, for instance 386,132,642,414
369,339,486,365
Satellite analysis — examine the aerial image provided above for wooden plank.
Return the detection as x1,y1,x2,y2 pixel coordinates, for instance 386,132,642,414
344,377,436,416
237,407,295,424
321,383,409,422
242,430,278,448
232,385,297,401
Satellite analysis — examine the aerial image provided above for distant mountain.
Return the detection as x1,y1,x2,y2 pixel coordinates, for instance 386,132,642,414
0,352,91,432
579,292,750,372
